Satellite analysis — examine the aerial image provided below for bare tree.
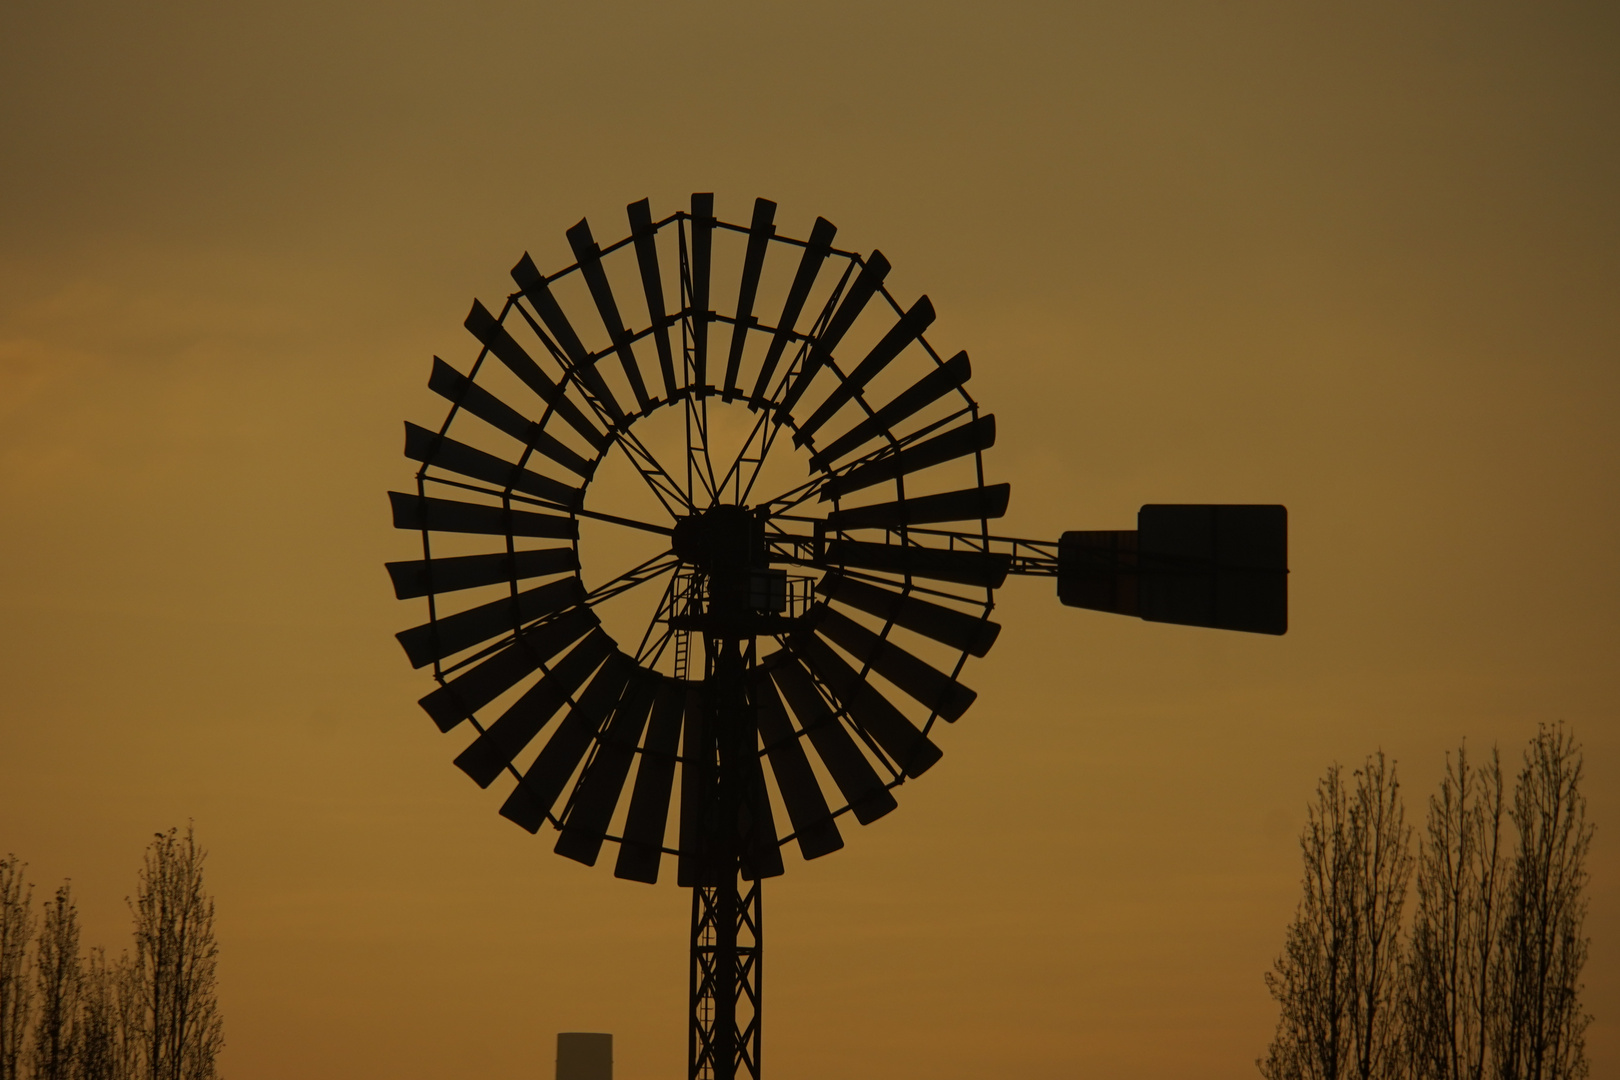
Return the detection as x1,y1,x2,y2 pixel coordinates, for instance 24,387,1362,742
1352,753,1412,1079
1260,754,1413,1080
30,883,83,1080
1262,762,1359,1080
130,828,222,1080
1492,725,1591,1080
111,947,142,1080
78,948,139,1080
1405,743,1509,1080
0,857,33,1080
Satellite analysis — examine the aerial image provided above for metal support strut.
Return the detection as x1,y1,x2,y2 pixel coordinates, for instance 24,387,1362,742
687,622,766,1080
690,874,762,1080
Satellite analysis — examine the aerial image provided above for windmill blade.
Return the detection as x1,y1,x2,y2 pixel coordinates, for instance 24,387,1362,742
453,629,616,788
810,606,976,721
825,483,1010,532
822,415,996,501
427,359,596,478
776,252,892,417
809,351,971,470
787,633,942,778
740,749,785,881
793,296,935,445
676,683,711,887
750,216,837,405
767,655,896,825
662,677,786,885
499,653,637,832
416,607,597,732
749,671,842,860
822,539,1010,589
723,198,777,400
396,577,586,668
689,192,715,389
566,218,654,412
614,679,685,883
389,491,578,541
818,572,999,657
463,300,612,452
509,255,627,424
403,423,582,509
387,546,577,600
626,199,679,399
554,671,660,866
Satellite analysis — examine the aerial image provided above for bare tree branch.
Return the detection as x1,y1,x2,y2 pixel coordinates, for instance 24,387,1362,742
1405,743,1508,1080
0,856,33,1080
1260,754,1412,1080
1494,724,1592,1080
31,883,81,1080
130,826,223,1080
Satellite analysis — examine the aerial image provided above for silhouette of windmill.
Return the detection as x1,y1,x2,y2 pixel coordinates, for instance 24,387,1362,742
387,194,1287,1080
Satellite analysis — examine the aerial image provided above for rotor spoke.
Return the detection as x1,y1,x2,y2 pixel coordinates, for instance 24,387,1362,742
698,395,721,504
634,573,684,662
507,294,626,434
682,375,722,507
573,504,676,538
757,259,856,412
737,393,800,505
638,624,675,668
507,290,692,517
750,402,977,516
583,552,680,609
605,424,694,518
713,398,778,505
733,279,868,512
753,468,834,519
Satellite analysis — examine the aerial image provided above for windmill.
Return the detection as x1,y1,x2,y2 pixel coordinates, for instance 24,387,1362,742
387,194,1287,1080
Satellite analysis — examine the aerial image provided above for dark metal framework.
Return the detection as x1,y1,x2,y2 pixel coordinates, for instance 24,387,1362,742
387,194,1287,1080
691,877,762,1080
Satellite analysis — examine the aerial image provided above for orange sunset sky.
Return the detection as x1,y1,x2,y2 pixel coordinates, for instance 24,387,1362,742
1,4,1616,1078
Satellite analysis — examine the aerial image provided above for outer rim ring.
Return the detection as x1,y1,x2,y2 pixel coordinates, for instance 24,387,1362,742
390,197,1007,879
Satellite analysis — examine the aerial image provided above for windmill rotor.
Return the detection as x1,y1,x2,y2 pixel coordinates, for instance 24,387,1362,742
387,193,1288,1080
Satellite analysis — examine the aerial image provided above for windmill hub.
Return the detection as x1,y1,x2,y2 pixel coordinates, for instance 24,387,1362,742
671,505,760,572
670,505,790,633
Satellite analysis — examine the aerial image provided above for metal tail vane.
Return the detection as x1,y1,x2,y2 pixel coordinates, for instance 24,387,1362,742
386,194,1287,1080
